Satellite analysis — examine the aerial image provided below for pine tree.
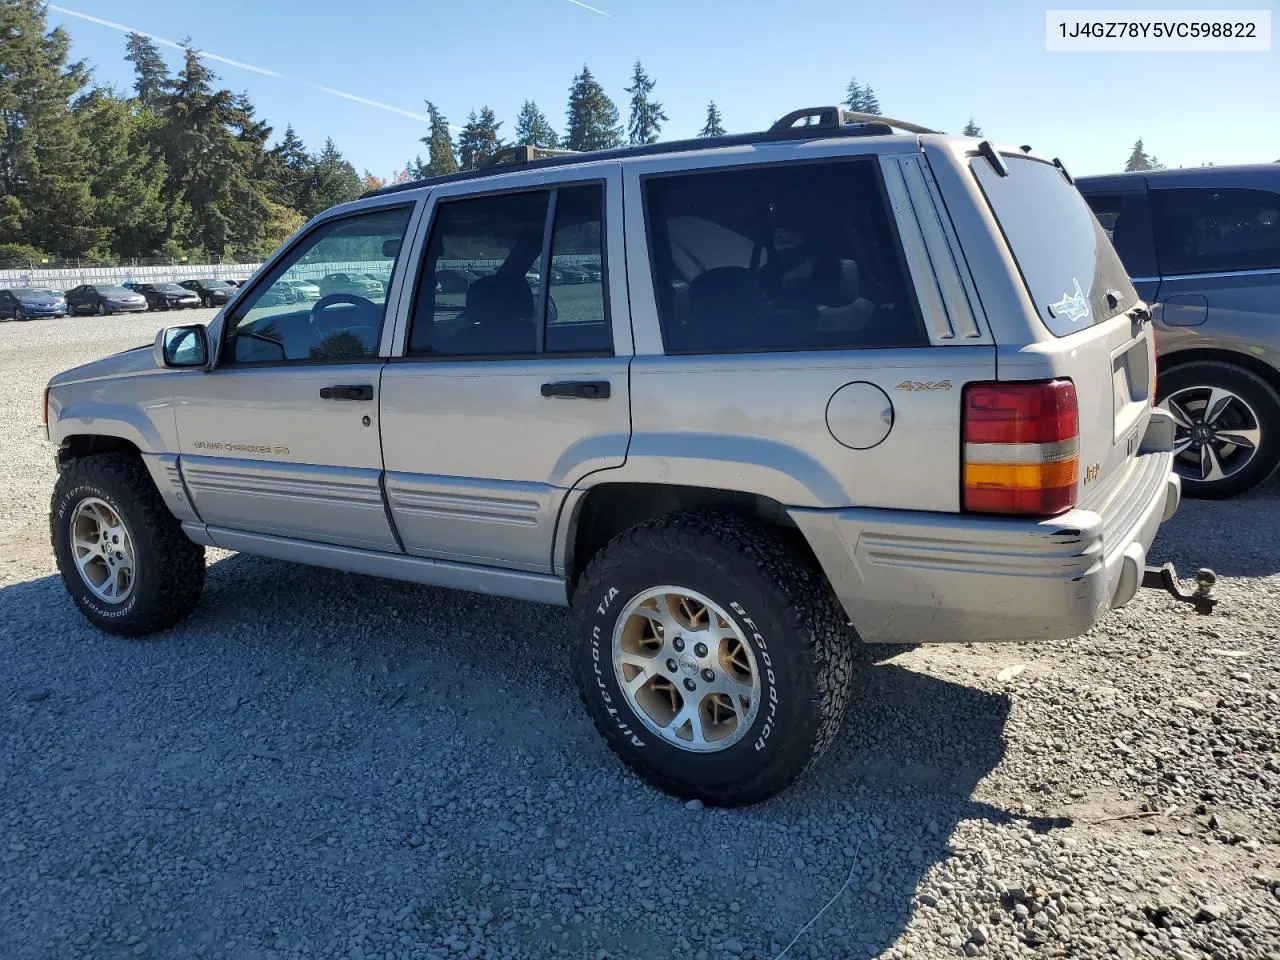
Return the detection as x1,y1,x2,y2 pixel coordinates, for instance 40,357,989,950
564,66,623,151
0,0,98,257
300,138,361,218
962,118,982,137
268,124,312,209
123,32,168,109
624,60,667,145
699,101,726,138
514,100,558,148
158,43,284,255
842,77,882,114
419,101,459,176
456,107,503,170
1124,138,1154,172
75,87,173,258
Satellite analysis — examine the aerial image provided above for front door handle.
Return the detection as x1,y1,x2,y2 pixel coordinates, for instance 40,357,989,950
319,384,374,401
540,380,611,400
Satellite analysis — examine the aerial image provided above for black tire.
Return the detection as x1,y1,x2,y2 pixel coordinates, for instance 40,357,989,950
1159,360,1280,499
571,512,855,806
96,301,107,316
51,452,206,637
14,306,25,321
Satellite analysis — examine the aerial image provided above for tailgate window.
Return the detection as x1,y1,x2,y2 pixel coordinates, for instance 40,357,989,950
972,155,1137,337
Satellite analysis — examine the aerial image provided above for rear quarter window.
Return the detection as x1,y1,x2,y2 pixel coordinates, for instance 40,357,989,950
972,156,1137,337
643,158,926,354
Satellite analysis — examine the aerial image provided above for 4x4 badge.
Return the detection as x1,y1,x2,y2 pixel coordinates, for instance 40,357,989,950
895,379,952,392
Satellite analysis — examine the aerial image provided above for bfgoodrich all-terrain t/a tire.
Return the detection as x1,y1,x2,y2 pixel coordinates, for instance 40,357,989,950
571,512,856,806
51,452,206,637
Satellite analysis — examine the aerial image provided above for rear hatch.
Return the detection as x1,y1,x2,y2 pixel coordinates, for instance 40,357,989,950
970,154,1156,511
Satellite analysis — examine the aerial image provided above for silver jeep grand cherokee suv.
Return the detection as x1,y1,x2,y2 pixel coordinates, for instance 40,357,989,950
44,108,1202,805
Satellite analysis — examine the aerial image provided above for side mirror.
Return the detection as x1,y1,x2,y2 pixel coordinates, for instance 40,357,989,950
382,238,401,258
154,324,209,368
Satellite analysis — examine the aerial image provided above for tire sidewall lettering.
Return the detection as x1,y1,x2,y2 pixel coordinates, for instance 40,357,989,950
584,583,786,760
54,480,142,621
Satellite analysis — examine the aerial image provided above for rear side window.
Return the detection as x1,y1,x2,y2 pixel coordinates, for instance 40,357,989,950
973,156,1136,337
407,183,612,357
643,159,925,354
1152,187,1280,275
1083,191,1157,280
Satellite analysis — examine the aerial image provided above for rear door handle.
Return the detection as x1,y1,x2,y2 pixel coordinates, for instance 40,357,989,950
319,384,374,401
540,380,611,400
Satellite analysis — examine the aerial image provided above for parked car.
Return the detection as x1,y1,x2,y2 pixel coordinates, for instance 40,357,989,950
1078,164,1280,498
318,272,384,298
0,287,66,320
280,279,321,301
436,268,480,293
65,284,148,316
44,106,1209,806
551,264,592,284
178,278,236,307
128,282,202,312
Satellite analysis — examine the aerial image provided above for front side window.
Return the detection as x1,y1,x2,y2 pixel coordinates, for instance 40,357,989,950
224,205,412,364
1152,187,1280,275
407,182,611,357
644,159,925,354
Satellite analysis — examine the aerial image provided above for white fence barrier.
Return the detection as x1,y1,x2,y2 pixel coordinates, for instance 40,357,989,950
0,262,264,292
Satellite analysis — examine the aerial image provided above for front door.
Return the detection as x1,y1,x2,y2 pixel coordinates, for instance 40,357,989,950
174,201,418,551
379,168,632,572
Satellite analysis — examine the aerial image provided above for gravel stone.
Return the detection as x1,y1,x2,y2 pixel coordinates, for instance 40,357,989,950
2,313,1278,959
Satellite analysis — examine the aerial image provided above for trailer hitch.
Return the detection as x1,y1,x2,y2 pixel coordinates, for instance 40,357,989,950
1142,563,1218,614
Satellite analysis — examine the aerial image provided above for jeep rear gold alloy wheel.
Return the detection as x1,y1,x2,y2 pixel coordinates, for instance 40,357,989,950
70,497,136,604
612,586,760,753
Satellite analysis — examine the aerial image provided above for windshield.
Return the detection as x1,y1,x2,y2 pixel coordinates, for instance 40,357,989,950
200,279,232,289
158,283,186,292
11,288,51,299
98,285,133,297
971,155,1137,337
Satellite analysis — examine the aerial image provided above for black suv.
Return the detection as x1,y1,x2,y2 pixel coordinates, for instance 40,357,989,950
1078,165,1280,498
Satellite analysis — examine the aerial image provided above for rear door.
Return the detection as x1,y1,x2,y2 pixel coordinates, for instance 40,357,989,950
1149,181,1280,336
378,163,632,572
969,152,1154,510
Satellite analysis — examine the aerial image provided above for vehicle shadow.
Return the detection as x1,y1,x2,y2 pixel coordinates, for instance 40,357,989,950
1,557,1036,960
1151,468,1280,578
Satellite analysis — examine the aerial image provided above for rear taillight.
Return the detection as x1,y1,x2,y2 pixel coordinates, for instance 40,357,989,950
963,380,1079,516
41,387,49,428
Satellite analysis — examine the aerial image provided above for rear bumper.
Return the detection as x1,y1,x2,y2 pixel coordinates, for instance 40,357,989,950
791,443,1180,645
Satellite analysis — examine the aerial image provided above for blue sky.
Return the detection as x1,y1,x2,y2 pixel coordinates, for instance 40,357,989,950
48,0,1280,179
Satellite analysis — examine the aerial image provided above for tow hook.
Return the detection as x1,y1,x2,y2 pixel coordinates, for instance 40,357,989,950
1142,563,1218,614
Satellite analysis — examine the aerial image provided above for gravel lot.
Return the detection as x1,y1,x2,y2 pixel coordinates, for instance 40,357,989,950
2,312,1277,960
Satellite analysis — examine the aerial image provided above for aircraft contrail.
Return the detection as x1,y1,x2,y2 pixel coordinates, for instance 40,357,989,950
47,4,432,122
566,0,612,17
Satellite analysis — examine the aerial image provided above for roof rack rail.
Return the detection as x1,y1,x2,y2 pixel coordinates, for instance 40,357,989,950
481,145,580,169
769,106,941,136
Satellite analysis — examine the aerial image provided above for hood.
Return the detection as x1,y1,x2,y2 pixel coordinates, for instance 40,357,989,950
47,344,160,388
21,295,61,306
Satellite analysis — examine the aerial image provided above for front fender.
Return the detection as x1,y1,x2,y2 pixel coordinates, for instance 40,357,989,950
49,398,169,452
